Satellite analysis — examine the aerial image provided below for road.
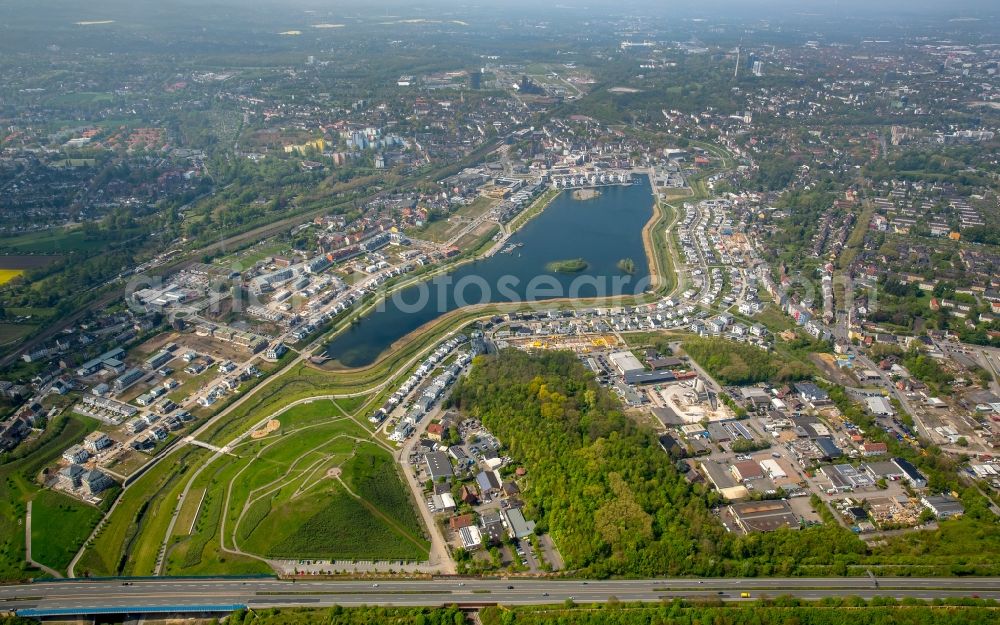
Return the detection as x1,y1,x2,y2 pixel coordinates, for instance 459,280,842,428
394,403,458,575
5,577,1000,615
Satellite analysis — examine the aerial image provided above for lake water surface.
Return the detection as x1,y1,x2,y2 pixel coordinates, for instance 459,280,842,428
324,175,655,367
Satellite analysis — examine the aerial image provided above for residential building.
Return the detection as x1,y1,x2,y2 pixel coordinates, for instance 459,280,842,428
83,431,113,454
62,444,89,464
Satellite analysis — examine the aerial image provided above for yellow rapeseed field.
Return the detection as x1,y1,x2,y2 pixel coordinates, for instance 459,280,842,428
0,269,24,285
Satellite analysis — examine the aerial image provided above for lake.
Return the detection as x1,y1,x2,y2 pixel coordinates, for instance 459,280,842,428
324,175,655,367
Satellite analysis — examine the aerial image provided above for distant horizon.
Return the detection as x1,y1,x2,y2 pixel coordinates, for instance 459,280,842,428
4,0,998,18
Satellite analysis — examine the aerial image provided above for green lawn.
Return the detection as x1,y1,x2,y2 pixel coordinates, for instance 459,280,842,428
752,303,797,334
341,443,427,541
250,481,427,561
212,241,290,270
0,227,142,254
167,367,216,403
233,430,426,562
163,456,270,577
6,307,57,319
406,197,498,244
509,189,559,233
332,394,372,417
0,323,36,345
30,490,103,574
274,399,344,428
50,92,114,106
649,201,677,295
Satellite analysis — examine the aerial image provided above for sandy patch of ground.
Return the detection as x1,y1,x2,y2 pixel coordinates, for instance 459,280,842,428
251,419,280,439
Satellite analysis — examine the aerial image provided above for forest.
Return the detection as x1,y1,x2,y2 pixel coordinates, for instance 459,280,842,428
902,350,955,394
863,147,997,192
683,338,812,385
760,185,837,270
962,225,1000,246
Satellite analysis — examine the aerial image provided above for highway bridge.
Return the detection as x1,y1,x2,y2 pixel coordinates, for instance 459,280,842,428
5,577,1000,617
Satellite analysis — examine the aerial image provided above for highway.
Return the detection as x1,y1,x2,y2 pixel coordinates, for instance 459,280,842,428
5,577,1000,614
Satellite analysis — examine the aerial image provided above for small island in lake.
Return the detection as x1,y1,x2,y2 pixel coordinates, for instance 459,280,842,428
546,258,588,273
617,257,636,274
571,188,602,201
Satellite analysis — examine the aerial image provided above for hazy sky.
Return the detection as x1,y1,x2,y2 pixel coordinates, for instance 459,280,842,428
7,0,998,15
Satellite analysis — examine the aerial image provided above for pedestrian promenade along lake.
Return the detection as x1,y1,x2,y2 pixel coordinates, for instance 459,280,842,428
324,175,655,367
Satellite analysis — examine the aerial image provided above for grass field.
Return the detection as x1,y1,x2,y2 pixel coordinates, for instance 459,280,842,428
7,306,57,320
332,394,370,417
260,483,427,560
0,323,35,345
274,399,346,427
408,197,498,244
50,92,115,106
647,201,677,295
51,159,97,168
163,453,271,577
752,303,798,334
341,444,426,541
232,433,428,563
212,241,290,270
173,487,205,536
166,367,216,403
30,489,103,574
196,370,377,445
186,417,423,571
0,227,141,254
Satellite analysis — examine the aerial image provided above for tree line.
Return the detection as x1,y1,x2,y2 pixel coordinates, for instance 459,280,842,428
480,598,1000,625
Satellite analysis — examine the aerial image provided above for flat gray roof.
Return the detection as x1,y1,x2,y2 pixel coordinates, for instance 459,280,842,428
425,451,453,480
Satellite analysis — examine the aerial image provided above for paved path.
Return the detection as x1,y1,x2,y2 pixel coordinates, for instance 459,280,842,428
186,438,232,454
